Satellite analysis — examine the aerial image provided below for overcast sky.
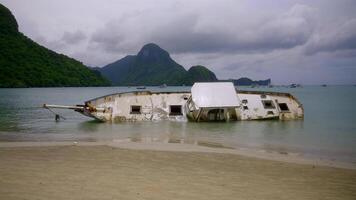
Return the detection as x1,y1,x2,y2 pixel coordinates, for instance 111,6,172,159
1,0,356,84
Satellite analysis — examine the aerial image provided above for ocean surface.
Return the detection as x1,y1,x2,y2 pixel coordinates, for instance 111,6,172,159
0,86,355,164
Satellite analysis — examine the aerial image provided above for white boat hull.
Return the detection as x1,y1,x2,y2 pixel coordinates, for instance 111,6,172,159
79,90,303,122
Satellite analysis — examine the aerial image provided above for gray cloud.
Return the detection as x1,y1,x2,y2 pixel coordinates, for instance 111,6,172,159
155,4,316,54
62,30,86,45
305,18,356,55
90,22,126,54
34,35,66,51
89,4,316,55
1,0,356,84
32,30,87,55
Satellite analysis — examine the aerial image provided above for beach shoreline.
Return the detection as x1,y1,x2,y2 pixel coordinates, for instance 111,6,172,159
1,141,355,170
0,142,355,200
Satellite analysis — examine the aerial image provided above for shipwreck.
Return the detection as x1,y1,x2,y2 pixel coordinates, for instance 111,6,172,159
43,82,304,122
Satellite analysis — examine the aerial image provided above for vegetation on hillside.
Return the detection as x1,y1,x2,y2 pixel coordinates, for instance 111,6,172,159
185,65,218,84
99,43,217,86
0,4,110,87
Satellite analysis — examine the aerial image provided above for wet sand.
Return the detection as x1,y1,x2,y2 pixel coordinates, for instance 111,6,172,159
0,144,356,200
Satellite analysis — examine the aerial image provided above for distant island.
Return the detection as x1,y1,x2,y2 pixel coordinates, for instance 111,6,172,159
0,4,110,88
224,78,271,86
0,3,270,88
99,43,271,86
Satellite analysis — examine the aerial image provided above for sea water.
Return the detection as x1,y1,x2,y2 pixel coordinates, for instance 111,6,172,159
0,86,355,164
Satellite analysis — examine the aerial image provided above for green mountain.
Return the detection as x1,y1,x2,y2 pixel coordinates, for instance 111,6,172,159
0,4,110,87
186,65,218,84
99,43,217,86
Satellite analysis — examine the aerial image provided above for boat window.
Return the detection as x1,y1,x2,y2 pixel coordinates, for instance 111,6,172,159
170,105,182,115
130,105,141,114
242,99,248,104
267,111,274,115
278,103,289,111
262,100,275,109
243,106,249,110
261,94,267,99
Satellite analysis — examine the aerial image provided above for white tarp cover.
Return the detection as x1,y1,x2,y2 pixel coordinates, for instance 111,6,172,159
191,82,240,108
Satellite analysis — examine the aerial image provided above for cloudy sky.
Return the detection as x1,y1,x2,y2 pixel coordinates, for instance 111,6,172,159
1,0,356,84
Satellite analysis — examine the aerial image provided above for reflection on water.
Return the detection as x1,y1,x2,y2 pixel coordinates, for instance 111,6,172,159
0,86,356,163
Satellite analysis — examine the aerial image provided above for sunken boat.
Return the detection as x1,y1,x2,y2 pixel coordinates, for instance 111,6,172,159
43,82,304,122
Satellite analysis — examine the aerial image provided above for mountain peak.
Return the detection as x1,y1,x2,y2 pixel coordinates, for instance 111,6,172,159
99,44,219,86
137,43,170,62
186,65,218,84
0,3,19,33
141,43,162,50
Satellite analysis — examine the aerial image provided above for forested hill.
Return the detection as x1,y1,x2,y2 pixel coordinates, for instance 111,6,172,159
0,3,110,87
99,43,270,86
99,43,218,86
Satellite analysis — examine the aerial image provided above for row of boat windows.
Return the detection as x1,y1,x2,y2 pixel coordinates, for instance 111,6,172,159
130,105,183,115
242,99,290,111
129,101,290,115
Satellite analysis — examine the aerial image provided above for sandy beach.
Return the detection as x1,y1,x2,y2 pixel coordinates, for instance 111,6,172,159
0,143,355,200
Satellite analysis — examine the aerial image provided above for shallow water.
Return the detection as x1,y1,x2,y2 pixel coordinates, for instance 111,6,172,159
0,86,355,163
